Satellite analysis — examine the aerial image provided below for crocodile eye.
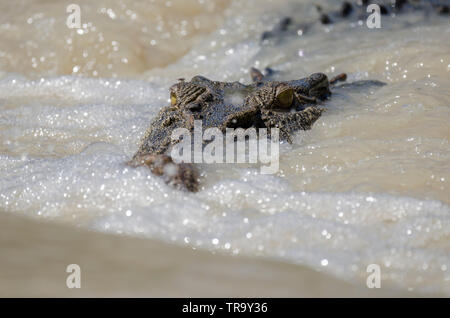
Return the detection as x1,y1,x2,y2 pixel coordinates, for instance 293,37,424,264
170,92,177,106
276,86,293,108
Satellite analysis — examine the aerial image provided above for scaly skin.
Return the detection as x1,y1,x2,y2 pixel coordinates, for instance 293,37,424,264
130,68,345,191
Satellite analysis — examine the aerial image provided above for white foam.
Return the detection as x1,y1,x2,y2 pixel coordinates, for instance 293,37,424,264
1,0,450,295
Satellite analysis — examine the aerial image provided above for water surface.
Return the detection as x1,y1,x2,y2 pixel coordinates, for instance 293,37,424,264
0,0,449,295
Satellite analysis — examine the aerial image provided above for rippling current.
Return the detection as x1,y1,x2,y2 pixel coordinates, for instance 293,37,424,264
0,0,449,294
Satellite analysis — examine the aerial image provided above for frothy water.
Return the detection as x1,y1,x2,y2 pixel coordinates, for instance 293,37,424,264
0,0,449,294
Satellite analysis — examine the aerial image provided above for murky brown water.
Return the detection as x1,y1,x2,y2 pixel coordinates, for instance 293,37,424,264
0,0,230,77
0,0,449,295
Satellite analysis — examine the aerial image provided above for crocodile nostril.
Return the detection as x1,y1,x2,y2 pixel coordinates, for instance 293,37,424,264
310,73,326,82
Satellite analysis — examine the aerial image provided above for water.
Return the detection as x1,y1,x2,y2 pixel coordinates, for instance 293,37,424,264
0,0,449,295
